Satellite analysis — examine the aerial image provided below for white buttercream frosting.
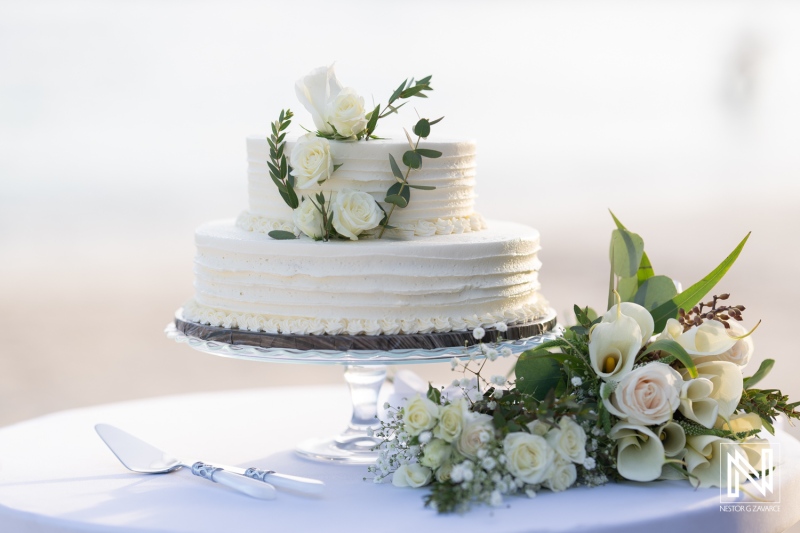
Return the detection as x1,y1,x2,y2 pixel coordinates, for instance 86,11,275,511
246,136,480,231
186,219,548,335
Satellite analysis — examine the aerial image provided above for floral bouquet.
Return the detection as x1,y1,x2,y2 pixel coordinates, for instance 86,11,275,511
370,213,799,513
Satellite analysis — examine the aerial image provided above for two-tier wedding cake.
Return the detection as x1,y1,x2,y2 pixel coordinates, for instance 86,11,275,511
182,66,550,337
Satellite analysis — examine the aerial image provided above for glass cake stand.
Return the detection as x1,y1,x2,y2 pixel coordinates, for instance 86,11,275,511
165,309,560,465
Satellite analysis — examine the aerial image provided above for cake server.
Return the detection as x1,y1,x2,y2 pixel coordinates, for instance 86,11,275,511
95,423,276,500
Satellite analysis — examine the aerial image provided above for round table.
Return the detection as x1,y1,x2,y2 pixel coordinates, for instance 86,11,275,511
1,386,798,533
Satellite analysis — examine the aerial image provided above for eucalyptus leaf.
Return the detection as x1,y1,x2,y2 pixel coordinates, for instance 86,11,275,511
428,116,444,126
386,182,411,205
413,119,431,138
385,194,409,208
610,228,644,278
609,211,655,282
617,276,639,302
650,232,751,333
640,339,697,378
416,148,442,159
407,184,436,190
388,154,405,181
333,163,343,173
743,359,775,389
403,150,422,169
426,383,442,404
268,230,297,240
515,354,562,400
365,104,380,135
633,275,678,311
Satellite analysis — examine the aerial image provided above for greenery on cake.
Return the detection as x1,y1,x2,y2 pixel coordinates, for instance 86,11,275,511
368,213,800,513
266,65,442,242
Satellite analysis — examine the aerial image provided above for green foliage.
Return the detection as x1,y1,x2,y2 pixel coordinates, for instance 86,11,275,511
267,109,299,211
610,228,644,279
744,359,775,389
363,75,434,138
649,232,750,333
638,339,697,378
738,386,800,435
267,230,297,240
633,275,678,311
427,383,442,404
515,354,561,400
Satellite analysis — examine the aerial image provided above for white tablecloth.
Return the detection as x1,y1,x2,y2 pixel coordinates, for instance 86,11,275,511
1,385,798,533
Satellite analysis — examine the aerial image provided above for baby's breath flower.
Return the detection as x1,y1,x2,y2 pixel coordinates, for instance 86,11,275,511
490,375,506,386
571,376,583,387
500,347,513,358
450,357,459,369
525,488,537,499
472,327,485,340
419,431,432,444
583,457,596,470
493,389,504,399
490,490,503,506
482,457,497,470
494,321,508,333
486,348,499,361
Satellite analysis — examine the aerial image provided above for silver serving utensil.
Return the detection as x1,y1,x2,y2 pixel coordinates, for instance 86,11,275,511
95,424,276,500
216,464,325,495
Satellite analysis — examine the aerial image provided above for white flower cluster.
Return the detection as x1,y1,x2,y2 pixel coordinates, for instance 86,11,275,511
591,301,766,487
372,394,588,507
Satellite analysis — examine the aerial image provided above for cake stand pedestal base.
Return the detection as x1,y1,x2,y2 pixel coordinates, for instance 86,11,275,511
295,365,386,464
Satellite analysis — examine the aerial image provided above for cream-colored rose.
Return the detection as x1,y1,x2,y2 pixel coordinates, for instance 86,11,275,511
545,417,587,464
456,411,494,460
420,438,452,469
292,197,324,239
326,87,368,138
526,419,549,437
435,462,454,483
609,422,665,482
694,322,754,368
602,302,654,348
289,134,334,190
503,432,555,485
403,395,439,436
544,457,577,492
588,313,642,380
295,65,342,135
434,399,465,443
604,363,682,426
391,463,432,488
331,189,383,240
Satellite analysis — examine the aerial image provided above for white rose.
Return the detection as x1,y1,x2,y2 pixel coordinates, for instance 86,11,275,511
403,395,439,436
331,189,383,240
295,65,342,135
420,438,452,469
289,134,334,189
292,197,324,239
503,432,555,485
544,457,577,492
391,463,432,488
435,462,454,483
456,411,494,460
609,422,665,482
604,362,682,426
434,399,465,443
602,302,654,348
545,417,587,464
694,321,754,368
326,87,368,138
588,312,642,380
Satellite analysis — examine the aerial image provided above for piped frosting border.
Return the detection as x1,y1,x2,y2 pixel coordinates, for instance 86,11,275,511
182,295,550,336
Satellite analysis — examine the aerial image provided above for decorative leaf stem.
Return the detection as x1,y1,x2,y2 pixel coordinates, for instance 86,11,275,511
268,109,299,209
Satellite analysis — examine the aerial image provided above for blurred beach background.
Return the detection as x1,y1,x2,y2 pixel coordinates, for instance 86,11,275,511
2,0,799,444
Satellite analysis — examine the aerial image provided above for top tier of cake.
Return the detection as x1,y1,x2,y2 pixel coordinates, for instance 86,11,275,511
237,137,484,237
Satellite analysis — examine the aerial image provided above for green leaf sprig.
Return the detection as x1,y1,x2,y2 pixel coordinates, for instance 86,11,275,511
267,109,299,210
377,117,443,238
363,76,433,139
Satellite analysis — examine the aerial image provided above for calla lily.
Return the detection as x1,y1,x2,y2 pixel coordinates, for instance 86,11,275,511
658,421,687,458
676,320,738,358
716,412,762,435
603,302,654,348
589,313,642,380
685,435,745,488
678,378,719,428
295,65,343,135
657,318,684,342
694,321,755,368
609,422,665,482
740,438,770,471
684,361,744,421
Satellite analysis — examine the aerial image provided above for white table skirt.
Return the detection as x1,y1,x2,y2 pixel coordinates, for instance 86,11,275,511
1,385,798,533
